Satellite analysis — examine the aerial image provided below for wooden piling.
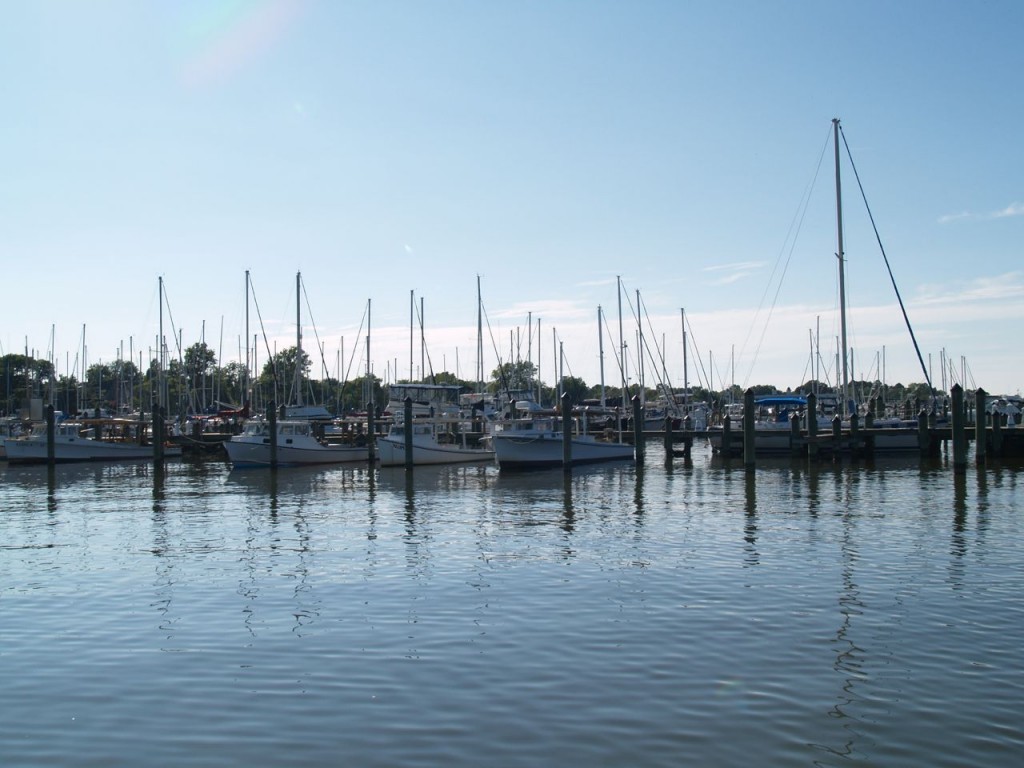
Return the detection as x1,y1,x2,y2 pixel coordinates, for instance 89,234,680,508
46,404,55,465
975,388,987,463
366,399,376,464
268,401,278,469
404,397,414,470
807,393,819,460
917,410,929,455
951,384,967,472
153,405,164,463
562,392,573,470
991,401,1003,455
632,395,644,466
743,388,755,469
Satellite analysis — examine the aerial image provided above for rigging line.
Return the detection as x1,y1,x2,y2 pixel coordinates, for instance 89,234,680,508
412,299,437,383
682,312,711,392
617,280,645,383
739,125,832,373
247,279,279,392
480,300,513,395
600,309,627,382
160,284,184,362
341,301,369,385
839,125,933,394
741,125,832,388
636,292,677,396
299,277,330,382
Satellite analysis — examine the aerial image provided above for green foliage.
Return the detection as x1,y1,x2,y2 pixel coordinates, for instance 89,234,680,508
558,375,590,405
490,360,537,392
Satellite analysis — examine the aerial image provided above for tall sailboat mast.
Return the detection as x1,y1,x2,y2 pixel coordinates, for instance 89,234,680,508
598,305,606,408
295,272,303,407
244,270,250,407
833,117,850,413
680,308,688,402
476,276,483,394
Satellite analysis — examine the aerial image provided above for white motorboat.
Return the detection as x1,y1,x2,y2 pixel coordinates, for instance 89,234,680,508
223,418,368,468
377,419,494,467
4,420,182,464
0,417,25,460
490,415,634,470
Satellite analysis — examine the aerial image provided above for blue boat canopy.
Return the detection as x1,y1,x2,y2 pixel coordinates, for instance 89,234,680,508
754,395,807,406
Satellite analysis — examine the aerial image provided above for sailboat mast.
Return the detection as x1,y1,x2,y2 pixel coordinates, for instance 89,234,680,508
833,117,850,413
636,289,644,405
617,276,625,399
680,308,688,402
295,271,303,408
476,276,483,394
244,270,250,407
598,305,606,407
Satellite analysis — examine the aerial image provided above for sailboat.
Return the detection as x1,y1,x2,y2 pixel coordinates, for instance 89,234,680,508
709,119,931,455
377,290,495,467
223,272,368,468
491,312,634,470
283,272,332,421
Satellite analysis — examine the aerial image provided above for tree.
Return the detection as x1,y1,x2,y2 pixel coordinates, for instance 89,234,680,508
490,360,537,392
219,362,250,405
184,342,217,382
260,346,311,404
558,375,589,406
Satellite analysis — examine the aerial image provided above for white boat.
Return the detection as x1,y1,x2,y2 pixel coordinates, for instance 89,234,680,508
384,383,463,420
490,415,634,469
377,419,495,467
4,420,182,464
0,417,25,460
223,418,368,468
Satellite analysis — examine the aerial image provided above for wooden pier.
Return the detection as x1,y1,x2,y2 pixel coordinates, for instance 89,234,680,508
654,385,1024,470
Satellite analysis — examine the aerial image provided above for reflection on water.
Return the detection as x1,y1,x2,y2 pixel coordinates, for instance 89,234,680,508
2,445,1023,767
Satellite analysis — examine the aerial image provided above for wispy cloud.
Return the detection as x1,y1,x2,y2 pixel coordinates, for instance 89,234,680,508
703,260,766,273
575,276,618,289
702,260,766,286
915,272,1024,304
938,202,1024,223
993,202,1024,218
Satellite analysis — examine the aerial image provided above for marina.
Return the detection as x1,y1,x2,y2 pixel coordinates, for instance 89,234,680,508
4,3,1023,764
2,442,1022,766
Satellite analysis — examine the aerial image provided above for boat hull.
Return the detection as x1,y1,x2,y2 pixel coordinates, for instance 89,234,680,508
492,432,634,469
4,438,182,464
377,436,494,467
223,438,368,468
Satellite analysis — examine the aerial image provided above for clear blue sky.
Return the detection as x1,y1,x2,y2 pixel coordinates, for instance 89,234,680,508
3,0,1021,396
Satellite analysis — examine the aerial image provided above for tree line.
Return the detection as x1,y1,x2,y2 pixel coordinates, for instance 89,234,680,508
1,348,935,419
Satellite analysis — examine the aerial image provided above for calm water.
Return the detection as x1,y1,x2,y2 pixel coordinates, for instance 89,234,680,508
2,443,1023,767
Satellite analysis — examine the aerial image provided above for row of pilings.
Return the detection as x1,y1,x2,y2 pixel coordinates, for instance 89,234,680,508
701,384,1013,474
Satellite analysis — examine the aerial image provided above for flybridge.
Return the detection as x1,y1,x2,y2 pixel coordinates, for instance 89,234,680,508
384,384,462,419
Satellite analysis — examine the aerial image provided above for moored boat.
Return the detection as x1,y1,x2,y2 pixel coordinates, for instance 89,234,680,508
490,415,634,470
377,419,494,467
0,417,25,460
223,418,368,468
4,419,182,464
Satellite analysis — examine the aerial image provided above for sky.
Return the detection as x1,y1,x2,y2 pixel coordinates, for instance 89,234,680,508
2,0,1022,398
